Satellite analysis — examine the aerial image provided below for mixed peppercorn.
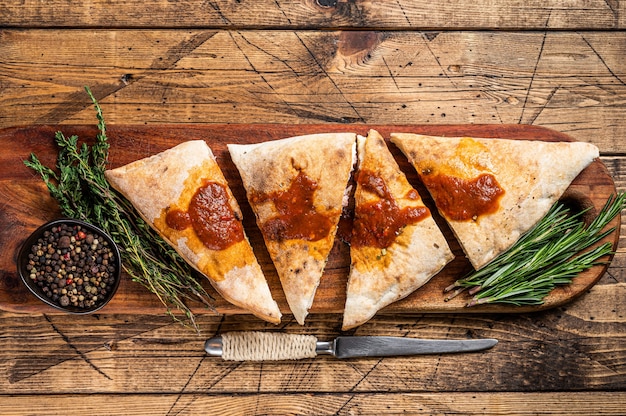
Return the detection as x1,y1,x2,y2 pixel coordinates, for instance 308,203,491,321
25,222,118,310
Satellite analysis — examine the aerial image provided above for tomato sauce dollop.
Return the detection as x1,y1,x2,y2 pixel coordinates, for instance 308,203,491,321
165,181,244,250
351,170,429,249
420,173,505,221
250,171,333,242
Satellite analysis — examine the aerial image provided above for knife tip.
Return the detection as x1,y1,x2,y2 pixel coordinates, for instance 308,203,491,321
484,338,498,349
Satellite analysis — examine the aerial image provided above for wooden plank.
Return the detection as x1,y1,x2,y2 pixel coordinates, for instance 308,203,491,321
0,392,625,415
0,0,624,29
0,275,625,394
0,0,623,412
1,30,624,153
0,123,619,318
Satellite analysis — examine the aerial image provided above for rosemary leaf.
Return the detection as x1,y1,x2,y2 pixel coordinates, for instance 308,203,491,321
446,192,625,307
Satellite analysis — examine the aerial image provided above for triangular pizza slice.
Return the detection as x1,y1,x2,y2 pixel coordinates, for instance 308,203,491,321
342,130,454,330
228,133,356,325
105,140,281,324
391,133,599,270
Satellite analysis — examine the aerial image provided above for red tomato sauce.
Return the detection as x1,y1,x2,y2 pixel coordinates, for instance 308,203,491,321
351,170,429,249
165,181,244,250
421,173,505,221
250,171,333,242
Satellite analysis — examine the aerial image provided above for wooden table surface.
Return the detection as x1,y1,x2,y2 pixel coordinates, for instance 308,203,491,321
1,1,625,415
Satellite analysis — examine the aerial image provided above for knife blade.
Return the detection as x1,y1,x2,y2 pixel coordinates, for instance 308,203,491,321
204,331,497,361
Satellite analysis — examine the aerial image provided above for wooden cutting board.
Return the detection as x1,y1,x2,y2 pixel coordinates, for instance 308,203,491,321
0,124,619,317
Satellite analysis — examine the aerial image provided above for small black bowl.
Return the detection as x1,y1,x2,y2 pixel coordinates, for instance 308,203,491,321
17,218,122,314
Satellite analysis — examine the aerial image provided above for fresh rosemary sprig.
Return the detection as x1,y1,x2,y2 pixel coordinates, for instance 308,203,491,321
444,192,625,306
24,86,214,331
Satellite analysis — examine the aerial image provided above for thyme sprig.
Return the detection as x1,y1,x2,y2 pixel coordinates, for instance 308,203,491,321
24,87,214,331
445,192,625,306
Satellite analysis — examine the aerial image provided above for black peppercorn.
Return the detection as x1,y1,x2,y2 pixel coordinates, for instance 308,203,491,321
25,222,118,310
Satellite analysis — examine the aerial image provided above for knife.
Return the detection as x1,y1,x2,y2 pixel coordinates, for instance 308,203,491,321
204,331,498,361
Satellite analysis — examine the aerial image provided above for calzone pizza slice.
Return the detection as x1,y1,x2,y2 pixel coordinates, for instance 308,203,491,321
343,130,454,330
391,133,599,270
105,140,281,324
228,133,356,325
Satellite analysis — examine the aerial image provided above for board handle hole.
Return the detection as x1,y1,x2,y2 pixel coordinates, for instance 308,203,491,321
559,190,597,227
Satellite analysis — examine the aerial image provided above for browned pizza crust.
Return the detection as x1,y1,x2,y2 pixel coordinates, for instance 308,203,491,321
228,133,356,324
343,130,453,330
391,133,599,270
105,140,281,324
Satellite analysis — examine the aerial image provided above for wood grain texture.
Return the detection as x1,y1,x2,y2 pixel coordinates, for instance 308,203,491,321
0,281,625,394
1,0,624,29
0,392,625,415
1,30,625,153
0,123,618,318
2,1,626,413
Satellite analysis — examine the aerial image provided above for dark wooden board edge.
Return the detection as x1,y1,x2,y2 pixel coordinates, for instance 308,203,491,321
0,123,619,318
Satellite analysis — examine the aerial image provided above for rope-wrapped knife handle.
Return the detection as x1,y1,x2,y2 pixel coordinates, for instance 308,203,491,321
212,331,319,361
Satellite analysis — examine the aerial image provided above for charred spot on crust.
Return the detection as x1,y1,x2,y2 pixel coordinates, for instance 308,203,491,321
290,156,308,171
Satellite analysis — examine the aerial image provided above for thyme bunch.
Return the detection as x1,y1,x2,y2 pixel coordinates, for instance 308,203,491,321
445,192,625,306
25,87,214,331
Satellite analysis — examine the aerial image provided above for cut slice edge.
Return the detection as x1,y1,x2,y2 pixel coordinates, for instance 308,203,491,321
342,130,454,330
228,132,357,325
390,132,599,270
105,140,281,324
